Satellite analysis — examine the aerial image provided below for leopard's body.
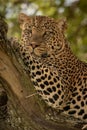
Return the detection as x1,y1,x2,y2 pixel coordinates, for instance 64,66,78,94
17,13,87,121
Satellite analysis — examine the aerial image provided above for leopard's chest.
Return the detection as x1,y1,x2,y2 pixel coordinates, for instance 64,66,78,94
24,57,66,108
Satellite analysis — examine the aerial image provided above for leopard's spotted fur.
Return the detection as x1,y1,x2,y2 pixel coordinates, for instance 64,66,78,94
17,13,87,121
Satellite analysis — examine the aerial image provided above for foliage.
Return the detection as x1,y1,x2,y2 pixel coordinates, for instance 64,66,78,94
0,0,87,61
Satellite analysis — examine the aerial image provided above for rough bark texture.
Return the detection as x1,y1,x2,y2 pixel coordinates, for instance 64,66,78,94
0,17,84,130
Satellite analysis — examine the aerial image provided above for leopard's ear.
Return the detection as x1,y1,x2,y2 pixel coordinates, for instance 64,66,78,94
18,13,29,24
57,18,67,32
18,13,30,28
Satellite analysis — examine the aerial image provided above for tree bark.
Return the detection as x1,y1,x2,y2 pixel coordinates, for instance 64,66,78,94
0,17,82,130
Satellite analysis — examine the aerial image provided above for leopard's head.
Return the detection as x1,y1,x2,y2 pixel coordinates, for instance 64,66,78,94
18,13,67,57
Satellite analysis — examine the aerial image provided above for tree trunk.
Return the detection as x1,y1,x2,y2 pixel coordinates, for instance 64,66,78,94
0,17,83,130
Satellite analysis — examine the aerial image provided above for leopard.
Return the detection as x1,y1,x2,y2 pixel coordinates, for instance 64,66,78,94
16,13,87,122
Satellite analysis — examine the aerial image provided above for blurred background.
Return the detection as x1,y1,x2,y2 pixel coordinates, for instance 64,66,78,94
0,0,87,61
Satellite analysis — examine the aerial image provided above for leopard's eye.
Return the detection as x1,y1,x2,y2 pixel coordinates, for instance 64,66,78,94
43,31,49,37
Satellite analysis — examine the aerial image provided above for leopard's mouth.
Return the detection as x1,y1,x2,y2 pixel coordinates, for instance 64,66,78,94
29,42,48,57
29,42,41,56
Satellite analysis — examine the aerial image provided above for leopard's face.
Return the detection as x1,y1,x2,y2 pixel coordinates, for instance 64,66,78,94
19,13,66,57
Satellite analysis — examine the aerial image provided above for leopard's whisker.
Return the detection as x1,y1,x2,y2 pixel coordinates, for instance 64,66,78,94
25,92,38,99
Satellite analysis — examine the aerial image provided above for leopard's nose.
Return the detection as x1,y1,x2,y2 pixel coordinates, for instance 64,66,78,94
30,42,38,49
